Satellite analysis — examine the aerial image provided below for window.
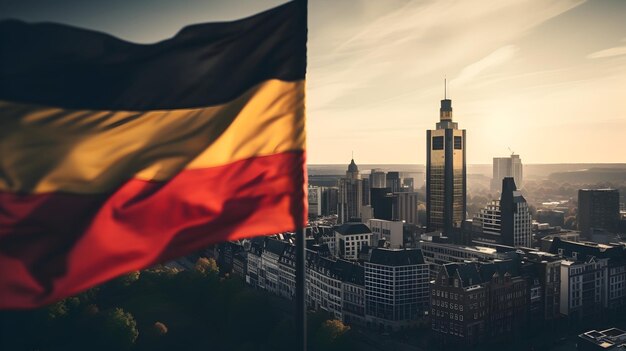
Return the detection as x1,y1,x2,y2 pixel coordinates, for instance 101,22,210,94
432,136,444,150
454,136,462,149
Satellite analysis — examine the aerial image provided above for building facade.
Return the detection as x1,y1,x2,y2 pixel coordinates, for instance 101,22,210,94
368,218,404,248
321,186,338,216
308,185,322,218
396,192,419,225
371,187,395,221
365,248,430,331
335,222,372,260
473,178,532,247
550,238,626,319
578,189,620,237
431,260,527,347
369,168,387,188
491,154,523,192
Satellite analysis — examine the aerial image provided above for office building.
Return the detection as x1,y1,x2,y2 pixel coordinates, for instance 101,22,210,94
308,185,322,217
365,248,430,331
335,222,372,260
473,178,532,247
386,172,402,193
321,187,338,216
491,154,523,192
426,86,466,234
371,187,395,221
338,158,363,223
578,189,620,237
370,168,386,188
362,177,370,206
401,177,415,192
368,218,404,248
396,192,419,225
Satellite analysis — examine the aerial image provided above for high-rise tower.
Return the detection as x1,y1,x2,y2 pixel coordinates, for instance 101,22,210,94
491,153,523,192
426,82,466,233
338,158,363,224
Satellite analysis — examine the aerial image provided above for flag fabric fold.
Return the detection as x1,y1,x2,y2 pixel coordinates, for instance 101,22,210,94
0,2,307,309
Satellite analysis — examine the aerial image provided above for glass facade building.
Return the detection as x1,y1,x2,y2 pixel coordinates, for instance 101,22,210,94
426,95,466,233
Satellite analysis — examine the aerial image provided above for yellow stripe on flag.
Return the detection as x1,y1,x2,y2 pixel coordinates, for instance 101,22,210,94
0,79,305,194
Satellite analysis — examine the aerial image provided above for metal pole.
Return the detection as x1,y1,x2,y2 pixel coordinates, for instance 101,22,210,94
295,0,307,350
296,227,307,351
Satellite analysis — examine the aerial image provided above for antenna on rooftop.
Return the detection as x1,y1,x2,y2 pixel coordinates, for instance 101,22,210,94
508,147,514,156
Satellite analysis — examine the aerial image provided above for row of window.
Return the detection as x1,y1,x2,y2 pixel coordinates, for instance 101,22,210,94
432,309,464,321
432,299,464,311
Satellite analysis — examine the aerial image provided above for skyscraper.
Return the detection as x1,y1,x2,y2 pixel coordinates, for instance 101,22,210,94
370,168,387,188
338,158,363,223
386,171,402,193
426,84,466,233
396,192,419,225
491,154,523,192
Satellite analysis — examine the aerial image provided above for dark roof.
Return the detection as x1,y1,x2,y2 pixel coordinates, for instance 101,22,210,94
443,259,522,287
336,222,371,235
348,158,358,172
549,237,625,262
369,248,425,266
309,243,332,257
445,263,481,287
333,259,365,285
249,237,265,255
265,238,289,256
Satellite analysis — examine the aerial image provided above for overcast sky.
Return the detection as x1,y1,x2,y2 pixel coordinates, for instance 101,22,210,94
2,0,625,164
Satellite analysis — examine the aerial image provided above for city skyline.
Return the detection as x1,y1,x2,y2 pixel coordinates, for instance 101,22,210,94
2,0,625,164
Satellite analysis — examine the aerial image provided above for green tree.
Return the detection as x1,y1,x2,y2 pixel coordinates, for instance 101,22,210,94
195,257,219,275
96,308,139,351
313,319,351,350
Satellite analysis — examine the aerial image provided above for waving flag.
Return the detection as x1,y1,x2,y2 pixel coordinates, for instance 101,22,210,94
0,2,307,308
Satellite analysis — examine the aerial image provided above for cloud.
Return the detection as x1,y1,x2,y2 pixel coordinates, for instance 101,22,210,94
453,45,519,86
307,0,584,112
587,45,626,59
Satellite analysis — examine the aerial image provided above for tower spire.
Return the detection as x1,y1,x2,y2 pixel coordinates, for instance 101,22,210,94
439,77,452,121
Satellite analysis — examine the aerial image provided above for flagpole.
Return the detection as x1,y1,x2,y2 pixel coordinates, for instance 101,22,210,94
296,227,307,351
295,0,307,350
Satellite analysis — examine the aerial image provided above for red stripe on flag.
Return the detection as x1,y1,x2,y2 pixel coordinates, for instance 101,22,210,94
0,151,306,309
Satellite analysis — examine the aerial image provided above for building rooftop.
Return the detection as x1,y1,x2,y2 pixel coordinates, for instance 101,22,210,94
265,238,289,256
423,241,499,255
579,328,626,350
347,158,358,173
442,259,521,288
549,237,625,262
335,222,371,235
369,248,425,266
